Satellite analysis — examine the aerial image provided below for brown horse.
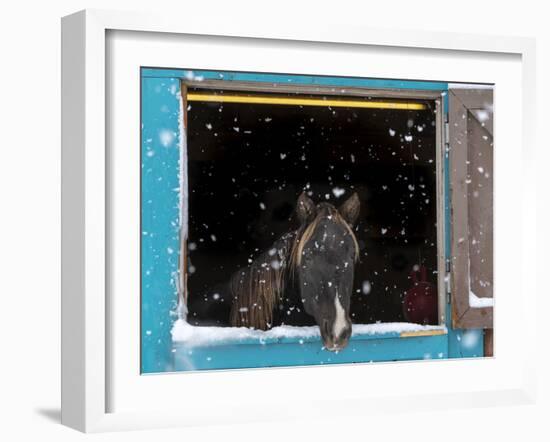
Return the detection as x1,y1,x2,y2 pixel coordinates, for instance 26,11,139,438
229,192,360,351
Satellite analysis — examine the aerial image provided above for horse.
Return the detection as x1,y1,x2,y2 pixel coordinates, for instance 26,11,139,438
188,191,360,351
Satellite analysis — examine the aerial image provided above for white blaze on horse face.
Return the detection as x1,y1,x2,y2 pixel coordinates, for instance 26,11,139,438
333,295,347,339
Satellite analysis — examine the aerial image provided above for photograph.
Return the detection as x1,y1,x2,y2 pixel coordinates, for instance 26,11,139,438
140,68,494,373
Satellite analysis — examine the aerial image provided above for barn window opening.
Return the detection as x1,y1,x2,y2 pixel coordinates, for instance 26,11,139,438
183,87,441,328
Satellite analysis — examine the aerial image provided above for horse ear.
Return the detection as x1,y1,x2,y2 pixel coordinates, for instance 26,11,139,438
339,192,360,226
296,192,316,224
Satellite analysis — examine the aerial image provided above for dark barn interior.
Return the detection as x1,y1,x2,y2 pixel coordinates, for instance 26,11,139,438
185,89,439,326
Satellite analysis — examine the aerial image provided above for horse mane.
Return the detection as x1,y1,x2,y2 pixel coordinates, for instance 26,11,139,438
229,209,359,330
229,232,296,330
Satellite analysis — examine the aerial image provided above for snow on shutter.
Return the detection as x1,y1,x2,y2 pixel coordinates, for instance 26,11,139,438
449,87,494,329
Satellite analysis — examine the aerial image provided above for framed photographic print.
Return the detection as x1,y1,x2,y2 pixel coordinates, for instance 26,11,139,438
62,9,537,432
141,68,489,374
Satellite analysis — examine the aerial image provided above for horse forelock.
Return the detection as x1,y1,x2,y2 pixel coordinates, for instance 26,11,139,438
290,209,359,268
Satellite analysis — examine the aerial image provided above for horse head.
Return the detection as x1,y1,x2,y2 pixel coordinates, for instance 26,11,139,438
292,192,360,351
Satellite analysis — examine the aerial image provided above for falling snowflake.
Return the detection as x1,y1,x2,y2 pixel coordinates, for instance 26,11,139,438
362,281,372,295
159,129,175,147
332,187,346,198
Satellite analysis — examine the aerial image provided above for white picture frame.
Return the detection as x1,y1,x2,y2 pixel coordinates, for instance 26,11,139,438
61,9,537,433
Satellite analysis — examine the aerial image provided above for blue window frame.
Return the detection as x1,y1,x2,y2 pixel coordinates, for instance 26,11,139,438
140,68,484,374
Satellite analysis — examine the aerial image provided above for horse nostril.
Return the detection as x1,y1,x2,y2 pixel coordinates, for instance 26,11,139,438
344,325,352,340
335,326,352,348
322,319,330,338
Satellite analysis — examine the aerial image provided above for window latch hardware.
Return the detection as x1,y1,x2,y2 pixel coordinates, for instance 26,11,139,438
445,258,451,304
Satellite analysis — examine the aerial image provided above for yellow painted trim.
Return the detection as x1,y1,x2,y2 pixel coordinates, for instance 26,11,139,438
187,93,427,110
400,329,447,338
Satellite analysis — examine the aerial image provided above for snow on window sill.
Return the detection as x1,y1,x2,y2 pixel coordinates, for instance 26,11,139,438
171,319,447,347
469,290,494,308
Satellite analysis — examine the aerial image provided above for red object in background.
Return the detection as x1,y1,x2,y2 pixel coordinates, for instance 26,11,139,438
403,265,438,325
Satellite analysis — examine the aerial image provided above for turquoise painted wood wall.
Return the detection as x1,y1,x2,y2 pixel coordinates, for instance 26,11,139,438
141,76,181,373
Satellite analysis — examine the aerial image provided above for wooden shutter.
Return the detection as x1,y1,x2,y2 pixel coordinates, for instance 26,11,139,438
449,88,494,329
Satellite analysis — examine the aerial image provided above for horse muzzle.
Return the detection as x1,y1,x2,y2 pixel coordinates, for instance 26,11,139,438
321,319,352,352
